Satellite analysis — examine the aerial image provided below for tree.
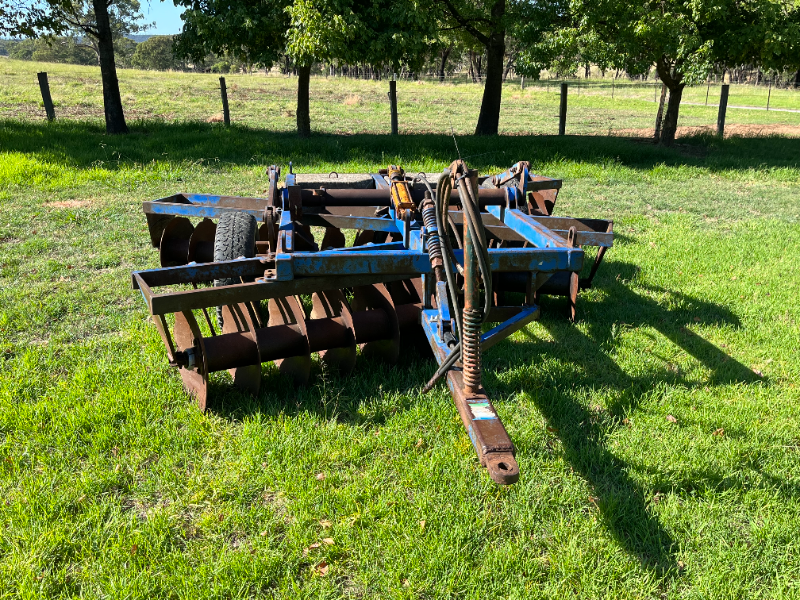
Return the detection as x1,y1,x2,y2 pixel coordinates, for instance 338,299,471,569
1,0,150,134
7,36,97,64
435,0,568,134
571,0,800,144
285,0,432,135
435,0,506,134
132,35,184,70
176,0,433,137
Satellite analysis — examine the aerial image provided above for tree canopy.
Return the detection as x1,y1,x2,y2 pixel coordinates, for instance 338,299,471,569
176,0,435,136
569,0,800,143
1,0,150,134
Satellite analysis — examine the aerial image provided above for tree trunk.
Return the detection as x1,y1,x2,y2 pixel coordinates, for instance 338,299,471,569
660,84,684,145
296,64,311,138
438,44,453,82
653,83,667,142
475,30,506,135
503,53,515,81
92,0,127,134
474,15,505,136
584,63,590,78
475,54,483,82
794,70,800,89
469,51,476,83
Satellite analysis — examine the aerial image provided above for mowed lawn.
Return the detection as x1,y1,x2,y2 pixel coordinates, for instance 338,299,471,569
1,61,800,598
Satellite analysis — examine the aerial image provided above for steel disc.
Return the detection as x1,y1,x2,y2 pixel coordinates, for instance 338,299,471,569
221,303,262,397
268,296,311,386
174,310,210,411
311,290,357,375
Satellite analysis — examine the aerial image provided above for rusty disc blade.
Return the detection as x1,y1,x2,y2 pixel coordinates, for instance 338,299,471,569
351,283,400,364
221,303,262,397
268,296,311,386
174,310,210,411
311,289,357,375
188,218,216,264
160,217,194,267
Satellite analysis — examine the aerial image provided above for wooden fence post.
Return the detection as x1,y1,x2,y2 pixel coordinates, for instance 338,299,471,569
219,77,230,126
717,84,729,137
389,76,398,135
37,72,55,121
558,82,568,136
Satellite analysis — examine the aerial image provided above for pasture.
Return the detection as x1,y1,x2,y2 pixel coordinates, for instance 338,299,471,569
2,58,800,137
0,59,799,598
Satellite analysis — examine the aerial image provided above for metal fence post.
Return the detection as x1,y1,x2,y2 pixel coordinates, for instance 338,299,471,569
767,78,772,111
219,77,230,126
717,84,729,137
37,72,55,121
558,82,568,136
389,76,398,135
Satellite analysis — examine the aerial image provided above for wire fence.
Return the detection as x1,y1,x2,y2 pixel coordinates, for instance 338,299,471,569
3,60,800,138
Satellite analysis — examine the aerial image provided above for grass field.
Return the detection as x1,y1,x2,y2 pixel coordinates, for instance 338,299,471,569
1,59,800,598
2,58,800,137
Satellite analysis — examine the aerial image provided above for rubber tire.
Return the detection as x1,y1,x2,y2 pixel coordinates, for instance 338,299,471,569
213,211,257,329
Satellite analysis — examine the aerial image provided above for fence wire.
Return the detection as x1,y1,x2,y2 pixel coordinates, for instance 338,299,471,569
3,62,799,138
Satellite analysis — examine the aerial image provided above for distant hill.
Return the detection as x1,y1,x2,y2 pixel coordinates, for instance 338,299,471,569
127,34,154,42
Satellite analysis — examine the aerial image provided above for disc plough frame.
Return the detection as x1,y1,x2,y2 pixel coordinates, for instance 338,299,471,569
132,160,613,484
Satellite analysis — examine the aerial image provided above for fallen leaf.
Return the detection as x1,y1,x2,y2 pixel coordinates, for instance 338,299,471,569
322,537,334,545
666,415,678,424
652,492,663,504
546,426,559,434
402,579,410,587
588,496,599,506
649,241,657,248
713,428,725,437
693,316,701,322
319,519,332,528
315,561,329,576
765,358,773,364
130,544,138,555
415,438,424,448
419,520,426,530
315,472,326,481
731,276,737,280
303,542,322,556
677,560,686,571
260,530,268,536
622,418,631,427
754,369,763,377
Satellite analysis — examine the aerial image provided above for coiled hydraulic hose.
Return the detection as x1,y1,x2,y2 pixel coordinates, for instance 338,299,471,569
422,161,492,392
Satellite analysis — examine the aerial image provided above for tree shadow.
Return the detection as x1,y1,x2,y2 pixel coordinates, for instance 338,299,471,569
481,259,761,573
2,119,799,175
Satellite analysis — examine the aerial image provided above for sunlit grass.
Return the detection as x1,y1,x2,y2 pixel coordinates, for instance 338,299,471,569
0,89,799,597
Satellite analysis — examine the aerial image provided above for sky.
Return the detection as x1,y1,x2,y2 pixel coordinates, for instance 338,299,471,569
139,1,185,35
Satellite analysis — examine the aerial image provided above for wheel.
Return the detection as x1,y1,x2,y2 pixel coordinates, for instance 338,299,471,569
213,211,257,328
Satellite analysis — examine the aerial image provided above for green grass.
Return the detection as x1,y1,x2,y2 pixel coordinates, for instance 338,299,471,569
2,59,800,137
1,69,800,597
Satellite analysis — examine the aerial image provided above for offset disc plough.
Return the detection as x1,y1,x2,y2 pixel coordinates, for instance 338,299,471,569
132,160,613,484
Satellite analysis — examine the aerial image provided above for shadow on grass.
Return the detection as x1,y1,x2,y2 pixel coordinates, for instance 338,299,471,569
486,259,759,572
201,257,759,575
2,119,799,173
